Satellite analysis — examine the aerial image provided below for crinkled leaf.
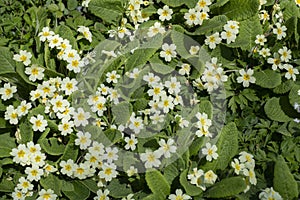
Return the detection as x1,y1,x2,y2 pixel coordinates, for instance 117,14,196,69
192,15,228,36
254,69,281,89
146,170,170,198
80,179,99,194
38,137,65,156
289,84,300,107
40,174,62,196
202,122,239,171
273,80,294,94
264,97,292,123
228,15,263,51
0,47,15,75
63,181,90,200
19,119,34,144
89,0,125,25
274,156,299,199
0,133,16,158
111,101,132,125
60,135,79,161
56,25,78,49
107,179,133,198
221,0,260,21
204,177,247,198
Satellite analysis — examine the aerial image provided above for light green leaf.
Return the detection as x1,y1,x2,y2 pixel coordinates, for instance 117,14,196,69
111,101,132,125
67,0,78,10
60,135,78,161
125,48,157,72
0,47,15,74
142,193,163,200
221,0,260,21
228,15,263,51
198,100,213,119
204,177,246,198
150,62,175,74
164,154,186,184
254,69,282,89
38,137,65,156
80,179,99,194
0,133,16,158
274,156,299,199
0,179,15,192
19,119,34,144
264,97,292,123
89,0,125,25
202,122,239,171
281,0,300,20
56,25,78,50
273,80,294,94
146,170,170,198
192,15,228,35
161,0,185,7
107,179,133,198
289,84,300,106
15,63,37,86
40,174,62,196
210,0,230,9
179,169,203,196
63,181,90,200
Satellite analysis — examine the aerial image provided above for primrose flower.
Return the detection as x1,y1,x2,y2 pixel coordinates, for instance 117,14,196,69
0,83,17,101
94,189,110,200
237,69,256,87
284,64,299,81
196,0,212,12
147,22,165,37
231,158,245,175
77,26,92,42
140,149,161,169
205,32,222,49
98,163,118,182
202,142,218,161
25,165,44,181
10,144,30,166
255,34,267,46
278,46,292,62
30,114,48,132
60,159,75,177
158,138,177,158
179,63,191,76
168,189,192,200
106,70,120,84
13,50,32,66
37,189,57,200
267,53,282,70
124,135,138,151
4,105,19,125
160,43,177,62
58,118,74,136
157,5,173,21
126,166,138,177
103,147,119,163
73,107,91,127
296,0,300,6
82,0,91,7
60,77,78,95
75,131,92,150
273,23,287,40
189,45,200,55
16,177,34,194
38,27,54,42
25,65,45,82
221,30,237,44
259,47,271,58
48,34,63,48
204,170,218,184
184,8,201,26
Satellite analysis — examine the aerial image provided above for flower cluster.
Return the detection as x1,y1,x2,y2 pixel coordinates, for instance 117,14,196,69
10,142,57,198
259,187,283,200
38,27,84,73
195,112,212,137
188,168,218,191
231,151,257,191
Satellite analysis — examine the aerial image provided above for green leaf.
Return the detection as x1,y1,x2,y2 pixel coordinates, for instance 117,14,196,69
202,122,239,171
192,15,228,35
273,80,294,94
106,179,133,198
60,135,78,161
19,119,34,144
89,0,125,25
67,0,78,10
150,62,175,75
281,0,300,20
40,174,63,196
0,47,15,74
61,180,74,191
204,177,246,198
221,0,260,21
0,133,16,158
264,97,292,123
145,170,170,198
228,15,263,51
80,179,99,194
111,101,132,124
289,84,300,107
142,193,163,200
15,63,37,86
0,179,15,192
274,156,299,199
161,0,190,7
198,100,213,119
164,155,186,184
210,0,230,9
38,137,65,156
56,25,78,50
254,69,282,89
63,181,90,200
179,169,203,196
